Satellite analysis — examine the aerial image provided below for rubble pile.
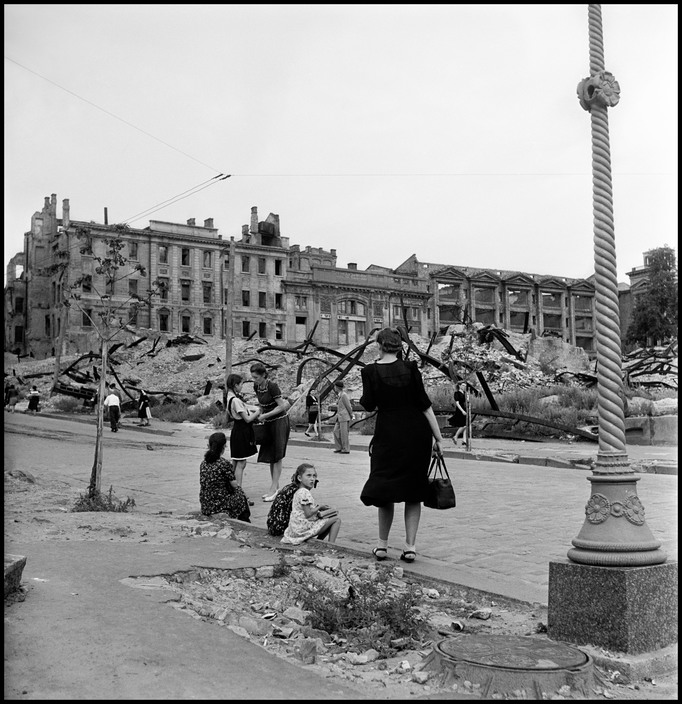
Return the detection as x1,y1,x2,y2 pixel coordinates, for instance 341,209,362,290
623,341,678,390
5,323,675,419
128,514,553,698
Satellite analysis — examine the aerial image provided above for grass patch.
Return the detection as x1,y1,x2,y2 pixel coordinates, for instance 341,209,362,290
289,565,427,656
50,394,83,413
72,485,136,512
152,401,222,424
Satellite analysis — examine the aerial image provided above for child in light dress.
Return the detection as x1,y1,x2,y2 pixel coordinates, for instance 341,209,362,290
281,463,341,544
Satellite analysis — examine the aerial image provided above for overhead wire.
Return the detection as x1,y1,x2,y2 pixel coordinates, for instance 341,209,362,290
5,56,223,173
121,174,231,225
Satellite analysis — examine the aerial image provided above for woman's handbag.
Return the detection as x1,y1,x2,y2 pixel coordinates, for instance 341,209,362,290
424,453,456,510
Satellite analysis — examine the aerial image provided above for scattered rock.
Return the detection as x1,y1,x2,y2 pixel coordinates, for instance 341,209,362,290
283,606,310,624
469,608,492,620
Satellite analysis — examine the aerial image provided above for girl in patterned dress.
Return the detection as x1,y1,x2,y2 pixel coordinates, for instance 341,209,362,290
199,432,251,522
281,463,341,545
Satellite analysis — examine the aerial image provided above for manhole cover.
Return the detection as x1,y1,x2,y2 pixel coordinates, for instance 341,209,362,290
425,635,594,699
436,634,589,671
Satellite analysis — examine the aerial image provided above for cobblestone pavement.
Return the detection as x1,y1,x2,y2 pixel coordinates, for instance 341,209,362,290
5,413,677,607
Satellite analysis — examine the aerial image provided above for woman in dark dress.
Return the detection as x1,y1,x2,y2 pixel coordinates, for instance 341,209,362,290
449,381,467,446
250,362,291,503
359,328,444,564
199,432,251,521
137,388,151,426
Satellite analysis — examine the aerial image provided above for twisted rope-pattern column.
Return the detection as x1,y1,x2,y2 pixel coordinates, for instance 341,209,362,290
564,3,666,567
588,4,605,73
576,4,630,473
590,103,628,466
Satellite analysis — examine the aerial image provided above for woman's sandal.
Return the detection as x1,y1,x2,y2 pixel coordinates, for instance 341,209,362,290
400,550,416,563
372,547,388,561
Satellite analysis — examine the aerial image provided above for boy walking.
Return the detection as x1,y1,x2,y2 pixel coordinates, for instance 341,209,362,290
332,380,353,454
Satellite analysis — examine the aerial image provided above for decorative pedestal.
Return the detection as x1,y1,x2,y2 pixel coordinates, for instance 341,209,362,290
547,559,678,654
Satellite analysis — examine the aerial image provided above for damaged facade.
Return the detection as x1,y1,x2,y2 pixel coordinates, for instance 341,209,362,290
6,193,640,361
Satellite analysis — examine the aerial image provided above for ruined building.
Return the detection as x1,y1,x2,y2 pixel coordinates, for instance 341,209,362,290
4,193,609,360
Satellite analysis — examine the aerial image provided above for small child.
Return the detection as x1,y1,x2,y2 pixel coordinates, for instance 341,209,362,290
281,463,341,544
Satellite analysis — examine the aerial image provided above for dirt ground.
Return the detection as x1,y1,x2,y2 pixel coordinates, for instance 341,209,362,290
5,458,677,700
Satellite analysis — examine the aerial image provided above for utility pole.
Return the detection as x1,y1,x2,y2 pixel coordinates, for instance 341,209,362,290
224,236,236,394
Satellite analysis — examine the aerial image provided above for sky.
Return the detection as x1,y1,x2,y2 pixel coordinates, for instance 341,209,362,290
4,4,678,286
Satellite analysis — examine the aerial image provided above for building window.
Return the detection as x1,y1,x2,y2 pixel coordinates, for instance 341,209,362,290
574,316,593,332
159,311,169,332
373,301,383,317
203,251,211,268
181,248,190,266
158,277,169,301
15,297,24,313
45,315,51,337
575,336,593,352
159,245,168,264
275,293,283,309
258,257,266,274
223,255,229,269
296,316,306,325
128,305,138,324
181,281,190,302
543,313,562,329
242,290,250,307
438,283,459,301
82,309,92,327
475,309,496,325
275,260,282,276
393,305,400,317
241,255,250,273
258,292,267,309
542,292,563,308
82,276,92,293
508,289,529,306
223,289,229,305
203,282,212,304
573,294,592,312
14,326,23,344
203,317,212,335
181,315,191,333
128,279,138,296
474,287,495,304
242,321,250,337
510,311,529,330
275,323,284,340
321,297,332,314
357,321,366,338
129,242,138,260
259,322,267,338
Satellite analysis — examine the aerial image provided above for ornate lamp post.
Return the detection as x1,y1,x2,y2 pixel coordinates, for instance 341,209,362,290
569,4,666,568
547,5,676,656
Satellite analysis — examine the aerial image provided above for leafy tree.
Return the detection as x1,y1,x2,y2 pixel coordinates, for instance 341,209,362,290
41,225,162,497
626,246,678,347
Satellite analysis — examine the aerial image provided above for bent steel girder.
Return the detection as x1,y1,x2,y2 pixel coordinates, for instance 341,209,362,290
296,356,335,387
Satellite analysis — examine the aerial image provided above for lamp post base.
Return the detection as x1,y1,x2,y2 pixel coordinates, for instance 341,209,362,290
547,559,678,654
